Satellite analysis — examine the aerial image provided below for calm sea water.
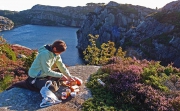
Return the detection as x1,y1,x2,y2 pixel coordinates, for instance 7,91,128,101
0,25,84,66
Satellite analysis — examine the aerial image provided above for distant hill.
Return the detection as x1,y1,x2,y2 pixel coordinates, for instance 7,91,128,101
0,3,101,28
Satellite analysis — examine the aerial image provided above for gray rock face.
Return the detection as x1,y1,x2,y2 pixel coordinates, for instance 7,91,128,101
122,1,180,67
25,4,97,27
125,17,174,43
0,88,41,111
76,2,156,51
0,16,14,31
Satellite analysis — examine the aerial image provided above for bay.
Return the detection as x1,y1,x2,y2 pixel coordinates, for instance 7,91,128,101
0,25,84,66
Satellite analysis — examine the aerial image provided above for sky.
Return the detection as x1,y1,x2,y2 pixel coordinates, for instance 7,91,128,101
0,0,176,11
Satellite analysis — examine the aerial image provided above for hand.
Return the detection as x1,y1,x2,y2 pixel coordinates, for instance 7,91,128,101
68,76,76,82
61,75,68,81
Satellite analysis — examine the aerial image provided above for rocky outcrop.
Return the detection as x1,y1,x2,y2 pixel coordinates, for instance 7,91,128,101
0,16,14,31
76,1,156,51
23,4,97,27
161,0,180,13
121,0,180,67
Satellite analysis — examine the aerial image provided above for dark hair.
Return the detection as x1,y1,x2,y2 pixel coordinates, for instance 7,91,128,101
51,40,67,53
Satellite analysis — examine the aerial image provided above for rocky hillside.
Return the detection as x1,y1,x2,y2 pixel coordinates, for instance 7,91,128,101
0,4,100,28
76,1,156,51
76,1,180,68
0,16,14,31
121,0,180,67
25,4,98,27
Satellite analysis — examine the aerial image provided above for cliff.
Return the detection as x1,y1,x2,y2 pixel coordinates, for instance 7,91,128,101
76,1,180,67
23,4,97,27
76,1,156,51
122,0,180,67
0,4,98,27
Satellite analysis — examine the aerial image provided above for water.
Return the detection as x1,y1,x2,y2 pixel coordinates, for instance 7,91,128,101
0,25,84,66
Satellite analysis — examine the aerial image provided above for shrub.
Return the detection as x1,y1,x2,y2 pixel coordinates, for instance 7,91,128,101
0,74,13,92
0,36,16,61
23,51,37,70
84,57,180,110
83,34,126,65
2,44,16,61
83,34,100,65
0,36,36,91
84,69,120,111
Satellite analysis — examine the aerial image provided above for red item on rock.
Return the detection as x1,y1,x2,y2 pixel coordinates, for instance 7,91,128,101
74,77,83,86
70,85,79,92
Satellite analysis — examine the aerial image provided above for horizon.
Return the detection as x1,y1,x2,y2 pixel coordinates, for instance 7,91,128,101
0,0,176,11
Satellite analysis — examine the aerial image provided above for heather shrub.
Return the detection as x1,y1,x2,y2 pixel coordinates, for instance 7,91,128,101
23,51,37,70
0,36,36,91
170,96,180,110
83,69,120,111
84,57,180,110
132,83,172,111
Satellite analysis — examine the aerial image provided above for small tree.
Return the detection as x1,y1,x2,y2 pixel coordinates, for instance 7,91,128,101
99,41,116,65
83,34,126,65
83,34,100,65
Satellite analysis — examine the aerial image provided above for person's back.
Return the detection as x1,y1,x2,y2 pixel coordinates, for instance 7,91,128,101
27,40,74,92
7,40,75,92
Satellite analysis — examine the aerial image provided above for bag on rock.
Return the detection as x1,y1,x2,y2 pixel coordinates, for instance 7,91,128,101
40,80,61,107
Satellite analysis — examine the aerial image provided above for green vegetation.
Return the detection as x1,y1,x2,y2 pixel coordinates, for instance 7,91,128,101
82,34,180,110
0,36,36,91
23,51,37,71
83,57,180,111
0,74,13,92
83,34,126,65
1,44,16,61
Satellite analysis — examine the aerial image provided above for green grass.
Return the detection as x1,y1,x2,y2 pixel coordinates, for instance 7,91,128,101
0,75,13,92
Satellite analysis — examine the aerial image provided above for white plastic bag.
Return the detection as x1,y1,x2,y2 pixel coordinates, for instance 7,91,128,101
40,80,62,107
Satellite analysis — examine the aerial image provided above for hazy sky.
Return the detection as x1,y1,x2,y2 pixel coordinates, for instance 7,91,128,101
0,0,176,11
